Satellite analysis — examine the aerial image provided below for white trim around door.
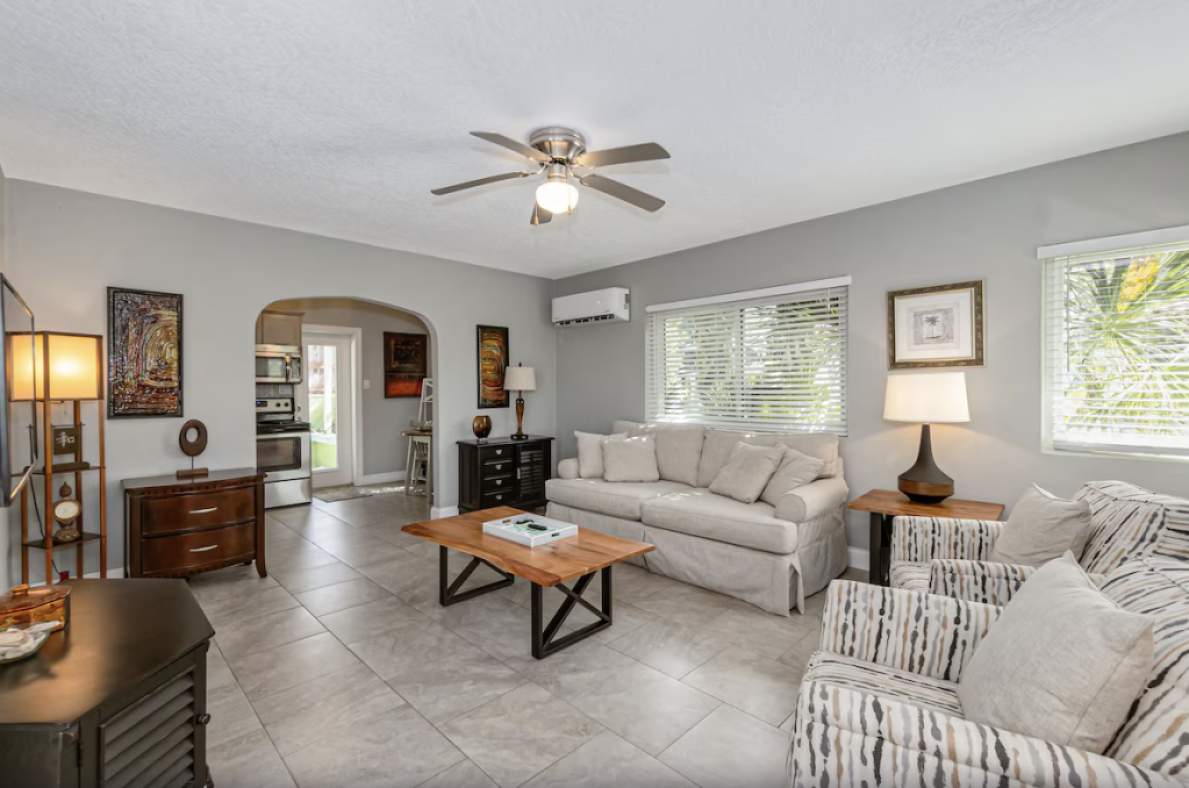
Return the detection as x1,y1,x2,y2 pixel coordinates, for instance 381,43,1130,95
302,324,364,488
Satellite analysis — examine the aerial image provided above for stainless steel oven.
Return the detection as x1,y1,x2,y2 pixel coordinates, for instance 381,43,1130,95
256,397,312,508
255,345,303,384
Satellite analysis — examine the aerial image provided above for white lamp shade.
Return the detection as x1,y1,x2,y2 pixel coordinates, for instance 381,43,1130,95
884,371,969,424
503,366,537,392
10,332,103,401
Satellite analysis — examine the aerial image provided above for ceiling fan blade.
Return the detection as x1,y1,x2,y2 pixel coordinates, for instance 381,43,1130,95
531,202,552,226
470,132,552,164
431,170,533,196
578,174,665,212
573,143,670,168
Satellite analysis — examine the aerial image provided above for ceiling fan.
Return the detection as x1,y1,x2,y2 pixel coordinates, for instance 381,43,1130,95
431,127,670,225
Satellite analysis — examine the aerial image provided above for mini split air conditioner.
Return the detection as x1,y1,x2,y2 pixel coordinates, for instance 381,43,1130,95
552,287,630,327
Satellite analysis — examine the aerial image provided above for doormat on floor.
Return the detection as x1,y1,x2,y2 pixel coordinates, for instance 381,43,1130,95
313,484,409,503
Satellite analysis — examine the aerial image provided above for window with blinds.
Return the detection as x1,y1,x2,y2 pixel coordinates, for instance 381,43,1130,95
645,279,848,434
1043,239,1189,457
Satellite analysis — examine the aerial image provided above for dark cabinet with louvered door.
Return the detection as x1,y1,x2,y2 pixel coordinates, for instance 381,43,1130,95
457,436,553,513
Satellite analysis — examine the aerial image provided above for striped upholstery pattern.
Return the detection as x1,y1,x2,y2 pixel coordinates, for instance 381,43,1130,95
819,580,1000,682
1101,557,1189,778
929,558,1039,605
890,516,1002,564
803,651,961,715
790,681,1177,788
1077,480,1172,574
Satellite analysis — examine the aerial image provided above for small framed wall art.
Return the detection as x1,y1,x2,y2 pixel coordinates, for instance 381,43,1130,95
476,325,510,409
887,280,984,369
108,287,184,417
383,332,427,398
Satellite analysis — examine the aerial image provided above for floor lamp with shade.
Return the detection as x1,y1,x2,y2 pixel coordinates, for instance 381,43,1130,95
884,371,969,503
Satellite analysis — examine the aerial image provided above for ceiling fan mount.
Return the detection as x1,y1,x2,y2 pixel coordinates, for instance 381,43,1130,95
431,127,670,225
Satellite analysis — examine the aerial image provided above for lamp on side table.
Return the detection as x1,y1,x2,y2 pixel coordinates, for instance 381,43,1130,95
505,364,537,441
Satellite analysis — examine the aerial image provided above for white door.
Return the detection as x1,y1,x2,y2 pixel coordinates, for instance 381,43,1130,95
304,332,354,488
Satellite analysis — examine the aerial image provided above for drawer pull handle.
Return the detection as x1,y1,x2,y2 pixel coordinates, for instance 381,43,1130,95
494,480,502,486
494,464,503,470
190,507,218,515
495,495,503,501
190,545,219,553
495,449,503,456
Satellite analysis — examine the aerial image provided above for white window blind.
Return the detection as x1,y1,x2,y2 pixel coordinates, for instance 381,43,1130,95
1043,239,1189,457
645,280,848,433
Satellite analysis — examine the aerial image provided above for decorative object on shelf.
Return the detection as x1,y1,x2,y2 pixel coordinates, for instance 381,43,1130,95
472,415,492,441
884,371,970,503
10,331,107,584
176,419,210,479
108,287,183,417
0,583,70,632
383,332,427,398
0,621,57,665
477,325,510,408
51,482,82,544
504,363,537,441
888,280,984,369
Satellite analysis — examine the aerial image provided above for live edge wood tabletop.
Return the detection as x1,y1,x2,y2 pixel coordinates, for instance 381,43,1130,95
123,468,267,579
849,488,1006,587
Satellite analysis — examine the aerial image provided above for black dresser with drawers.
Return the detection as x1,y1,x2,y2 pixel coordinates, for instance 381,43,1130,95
457,436,553,513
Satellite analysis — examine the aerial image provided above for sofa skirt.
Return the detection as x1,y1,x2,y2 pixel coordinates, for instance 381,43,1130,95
546,502,848,615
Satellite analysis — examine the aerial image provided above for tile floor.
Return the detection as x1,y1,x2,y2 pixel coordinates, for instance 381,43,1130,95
194,491,865,788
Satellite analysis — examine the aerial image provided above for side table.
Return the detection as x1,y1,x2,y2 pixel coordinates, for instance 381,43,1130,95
848,489,1005,586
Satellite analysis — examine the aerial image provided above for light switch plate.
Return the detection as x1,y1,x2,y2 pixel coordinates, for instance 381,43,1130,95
363,379,371,390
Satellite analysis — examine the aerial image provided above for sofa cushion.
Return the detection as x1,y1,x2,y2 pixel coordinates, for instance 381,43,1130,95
642,488,798,554
1076,480,1169,575
709,443,783,504
696,429,841,488
957,553,1154,754
603,436,660,483
545,478,692,521
760,448,826,506
575,431,627,479
805,651,963,717
1102,556,1189,773
989,484,1092,567
771,434,841,479
646,424,705,487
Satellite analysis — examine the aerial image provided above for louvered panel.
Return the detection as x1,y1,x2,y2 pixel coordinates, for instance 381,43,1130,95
518,445,545,501
101,670,196,788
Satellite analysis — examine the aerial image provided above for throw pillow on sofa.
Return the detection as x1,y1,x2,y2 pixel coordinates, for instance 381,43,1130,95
709,442,784,504
957,552,1154,753
759,447,826,506
575,431,627,479
990,484,1093,566
602,436,661,483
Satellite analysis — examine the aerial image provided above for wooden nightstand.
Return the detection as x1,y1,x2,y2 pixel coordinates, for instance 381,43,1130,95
849,489,1005,586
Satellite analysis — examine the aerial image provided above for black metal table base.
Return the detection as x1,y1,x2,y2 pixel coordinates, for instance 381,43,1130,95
436,547,613,659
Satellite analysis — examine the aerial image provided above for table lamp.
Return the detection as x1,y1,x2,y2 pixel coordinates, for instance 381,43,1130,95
883,371,969,503
504,364,537,441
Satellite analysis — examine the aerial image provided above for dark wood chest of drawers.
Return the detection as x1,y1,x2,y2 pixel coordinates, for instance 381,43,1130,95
124,468,267,579
457,436,553,513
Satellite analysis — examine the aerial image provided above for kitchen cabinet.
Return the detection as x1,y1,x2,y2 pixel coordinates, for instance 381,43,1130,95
256,310,303,346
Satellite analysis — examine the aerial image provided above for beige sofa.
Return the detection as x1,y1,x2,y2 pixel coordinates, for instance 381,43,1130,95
545,421,849,616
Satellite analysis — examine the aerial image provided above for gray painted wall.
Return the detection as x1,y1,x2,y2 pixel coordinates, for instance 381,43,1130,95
0,161,8,589
267,297,430,478
554,131,1189,555
4,181,555,579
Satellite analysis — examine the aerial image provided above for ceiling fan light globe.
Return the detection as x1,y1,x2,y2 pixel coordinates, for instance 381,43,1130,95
535,180,580,215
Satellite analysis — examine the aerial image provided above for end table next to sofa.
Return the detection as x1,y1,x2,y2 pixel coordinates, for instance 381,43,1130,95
849,488,1004,586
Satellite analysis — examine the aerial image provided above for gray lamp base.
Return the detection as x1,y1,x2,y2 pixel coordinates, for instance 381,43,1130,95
897,424,954,504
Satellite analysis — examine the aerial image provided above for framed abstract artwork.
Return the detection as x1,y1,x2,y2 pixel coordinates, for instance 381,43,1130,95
888,280,984,369
383,332,427,399
108,287,183,417
476,325,509,409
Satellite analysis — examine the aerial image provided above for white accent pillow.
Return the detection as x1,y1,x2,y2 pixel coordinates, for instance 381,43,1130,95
602,436,660,483
990,484,1093,566
759,447,826,506
575,431,627,479
709,443,784,504
957,552,1154,753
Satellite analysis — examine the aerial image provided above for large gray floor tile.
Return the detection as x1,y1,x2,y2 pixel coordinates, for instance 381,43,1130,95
207,641,236,690
659,704,789,788
186,565,278,605
206,681,262,750
228,632,360,701
200,584,300,629
633,584,743,627
215,606,326,660
777,630,820,674
612,564,686,604
524,730,696,788
318,595,428,645
282,705,463,788
357,554,437,600
418,760,499,788
505,644,637,700
270,560,362,594
606,617,729,679
253,664,406,755
680,646,803,725
294,576,391,616
700,605,819,659
264,544,341,572
441,683,603,788
350,620,526,725
207,729,296,788
421,592,544,662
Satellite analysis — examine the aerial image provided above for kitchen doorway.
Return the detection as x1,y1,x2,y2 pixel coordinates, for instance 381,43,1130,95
301,326,360,489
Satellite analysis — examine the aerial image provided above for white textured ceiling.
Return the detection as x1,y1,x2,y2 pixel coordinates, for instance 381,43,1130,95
2,1,1189,279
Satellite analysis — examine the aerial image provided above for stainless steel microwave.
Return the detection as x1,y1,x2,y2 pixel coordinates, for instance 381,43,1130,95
255,345,303,384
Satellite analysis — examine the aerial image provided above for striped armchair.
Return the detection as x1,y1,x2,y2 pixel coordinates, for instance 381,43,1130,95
888,480,1189,605
789,567,1189,787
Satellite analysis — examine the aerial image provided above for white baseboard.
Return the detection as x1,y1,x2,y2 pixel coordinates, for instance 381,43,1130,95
355,471,406,486
431,506,460,519
848,546,869,570
31,566,126,586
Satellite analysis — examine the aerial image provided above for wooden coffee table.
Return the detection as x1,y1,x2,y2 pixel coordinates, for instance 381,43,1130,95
402,507,655,659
